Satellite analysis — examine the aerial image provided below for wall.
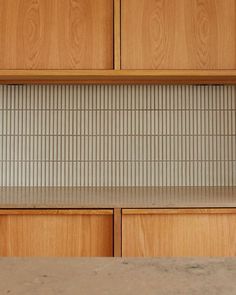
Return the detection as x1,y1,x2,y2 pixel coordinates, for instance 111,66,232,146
0,85,235,187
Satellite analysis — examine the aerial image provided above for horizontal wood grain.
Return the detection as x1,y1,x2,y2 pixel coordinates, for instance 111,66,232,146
0,0,113,70
121,0,236,70
123,209,236,215
0,210,113,257
122,209,236,256
0,209,113,215
0,70,235,84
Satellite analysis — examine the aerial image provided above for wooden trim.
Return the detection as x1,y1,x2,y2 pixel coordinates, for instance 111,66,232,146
113,208,122,257
114,0,121,70
123,209,236,215
0,70,235,84
0,209,113,215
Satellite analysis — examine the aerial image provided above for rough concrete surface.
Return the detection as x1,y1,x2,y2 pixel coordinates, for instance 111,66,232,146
0,258,236,295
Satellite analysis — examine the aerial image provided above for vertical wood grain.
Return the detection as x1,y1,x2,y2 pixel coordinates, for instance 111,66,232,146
114,0,121,69
121,0,236,69
114,208,122,256
0,0,113,69
122,209,236,256
0,210,113,257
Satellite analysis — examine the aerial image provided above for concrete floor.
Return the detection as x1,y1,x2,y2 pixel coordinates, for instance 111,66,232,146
0,258,236,295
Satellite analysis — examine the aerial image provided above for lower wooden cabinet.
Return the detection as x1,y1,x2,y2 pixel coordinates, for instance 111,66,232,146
0,210,113,257
122,209,236,257
1,208,236,257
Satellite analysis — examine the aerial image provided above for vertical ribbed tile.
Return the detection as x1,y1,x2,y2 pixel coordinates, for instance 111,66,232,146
0,85,235,187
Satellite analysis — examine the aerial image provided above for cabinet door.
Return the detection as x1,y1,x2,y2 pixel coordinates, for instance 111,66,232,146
0,210,113,257
121,0,236,70
122,209,236,256
0,0,113,69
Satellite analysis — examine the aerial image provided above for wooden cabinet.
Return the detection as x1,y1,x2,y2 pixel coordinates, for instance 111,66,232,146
0,207,236,257
0,0,235,83
0,210,113,257
122,209,236,257
0,0,113,70
121,0,236,70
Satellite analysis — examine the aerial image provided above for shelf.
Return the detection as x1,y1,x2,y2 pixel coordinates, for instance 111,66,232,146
0,70,236,84
0,187,235,209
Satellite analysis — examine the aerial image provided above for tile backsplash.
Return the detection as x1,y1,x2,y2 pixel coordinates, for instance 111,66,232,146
0,85,235,186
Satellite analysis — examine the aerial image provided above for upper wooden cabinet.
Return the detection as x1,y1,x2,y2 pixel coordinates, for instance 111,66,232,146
0,0,113,70
121,0,236,70
0,0,236,83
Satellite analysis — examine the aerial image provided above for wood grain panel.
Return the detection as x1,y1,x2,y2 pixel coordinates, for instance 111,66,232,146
114,0,121,69
122,209,236,256
114,208,122,257
0,0,113,69
0,210,113,257
0,70,236,84
121,0,236,70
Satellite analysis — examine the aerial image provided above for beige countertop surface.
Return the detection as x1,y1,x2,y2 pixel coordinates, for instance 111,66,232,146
0,258,236,295
0,187,235,208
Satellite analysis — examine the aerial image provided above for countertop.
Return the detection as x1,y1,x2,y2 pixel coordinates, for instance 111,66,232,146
0,258,236,295
0,187,235,208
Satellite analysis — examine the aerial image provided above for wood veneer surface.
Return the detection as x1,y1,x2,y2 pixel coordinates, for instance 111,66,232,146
0,209,113,257
0,70,236,84
121,0,236,70
122,208,236,256
0,0,113,69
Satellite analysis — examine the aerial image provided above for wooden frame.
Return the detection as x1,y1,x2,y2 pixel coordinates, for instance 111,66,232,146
114,0,121,70
0,209,113,215
0,69,235,84
113,208,122,257
123,208,236,215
